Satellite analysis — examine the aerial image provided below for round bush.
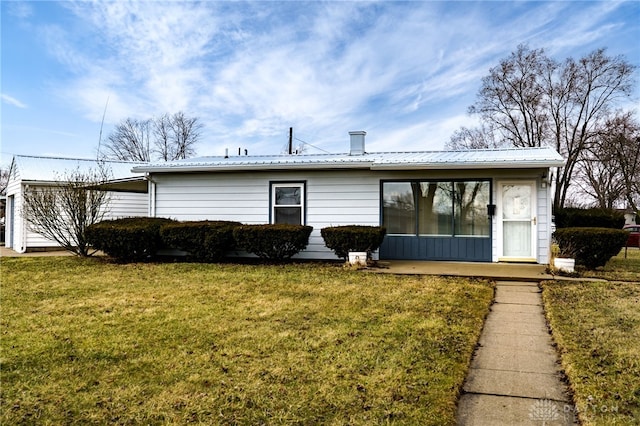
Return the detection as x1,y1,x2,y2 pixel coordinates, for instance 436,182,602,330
160,221,241,262
553,227,629,269
320,225,387,259
233,224,313,260
86,217,175,262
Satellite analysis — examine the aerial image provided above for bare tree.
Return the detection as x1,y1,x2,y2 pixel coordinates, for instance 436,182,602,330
577,112,640,210
446,123,501,150
103,112,201,162
103,118,152,161
153,112,201,161
22,166,112,256
0,166,9,196
450,45,637,210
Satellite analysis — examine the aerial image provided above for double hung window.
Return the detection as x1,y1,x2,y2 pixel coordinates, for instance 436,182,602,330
271,182,305,225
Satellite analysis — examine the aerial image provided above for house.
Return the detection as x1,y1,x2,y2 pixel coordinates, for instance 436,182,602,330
132,132,565,264
4,155,148,253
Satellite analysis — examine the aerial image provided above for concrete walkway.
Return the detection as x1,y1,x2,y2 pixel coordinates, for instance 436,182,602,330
456,281,577,425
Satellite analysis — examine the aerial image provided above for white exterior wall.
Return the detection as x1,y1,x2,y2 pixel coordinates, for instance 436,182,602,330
151,170,380,260
149,168,554,263
5,165,23,251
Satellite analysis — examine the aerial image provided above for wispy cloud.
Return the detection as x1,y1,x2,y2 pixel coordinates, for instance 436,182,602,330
35,1,638,154
6,1,33,19
1,94,27,109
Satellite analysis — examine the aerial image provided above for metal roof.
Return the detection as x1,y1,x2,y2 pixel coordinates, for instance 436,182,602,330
132,146,564,173
10,155,147,183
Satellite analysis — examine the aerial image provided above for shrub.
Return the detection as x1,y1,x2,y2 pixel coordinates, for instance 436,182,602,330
86,217,175,262
160,221,241,262
554,208,625,229
233,224,313,260
553,227,629,269
320,225,387,259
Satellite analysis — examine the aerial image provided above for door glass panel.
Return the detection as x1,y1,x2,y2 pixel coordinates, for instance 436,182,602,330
503,221,531,257
502,185,531,220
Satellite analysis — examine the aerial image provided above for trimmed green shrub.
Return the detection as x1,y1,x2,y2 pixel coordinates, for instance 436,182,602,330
554,208,625,229
233,224,313,260
86,217,175,262
160,221,241,262
320,225,387,259
553,227,629,269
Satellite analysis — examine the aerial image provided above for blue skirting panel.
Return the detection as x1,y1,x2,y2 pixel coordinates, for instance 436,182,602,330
379,236,491,262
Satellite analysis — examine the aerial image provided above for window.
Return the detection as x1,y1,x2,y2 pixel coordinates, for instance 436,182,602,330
382,179,491,237
271,182,305,225
418,181,453,235
382,182,416,234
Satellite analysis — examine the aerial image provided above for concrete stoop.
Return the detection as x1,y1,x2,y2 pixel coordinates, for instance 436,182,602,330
456,281,578,425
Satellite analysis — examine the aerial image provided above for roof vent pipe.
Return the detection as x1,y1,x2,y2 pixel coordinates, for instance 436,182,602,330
349,131,366,156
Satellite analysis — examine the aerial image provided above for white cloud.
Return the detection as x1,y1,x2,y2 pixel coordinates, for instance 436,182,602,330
36,1,639,156
1,94,27,109
6,2,33,19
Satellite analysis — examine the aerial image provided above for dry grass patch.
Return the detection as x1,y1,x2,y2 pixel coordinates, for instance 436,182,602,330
543,280,640,425
1,258,493,425
578,248,640,282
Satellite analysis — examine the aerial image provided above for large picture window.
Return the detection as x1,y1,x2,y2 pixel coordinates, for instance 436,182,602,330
382,179,490,237
271,182,305,225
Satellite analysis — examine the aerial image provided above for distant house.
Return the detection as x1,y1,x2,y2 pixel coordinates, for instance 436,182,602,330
4,155,148,253
133,132,565,264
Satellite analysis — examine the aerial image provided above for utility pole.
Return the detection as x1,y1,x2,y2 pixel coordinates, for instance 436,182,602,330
288,127,293,155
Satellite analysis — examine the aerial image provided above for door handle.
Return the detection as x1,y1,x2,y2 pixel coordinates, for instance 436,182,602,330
532,217,537,225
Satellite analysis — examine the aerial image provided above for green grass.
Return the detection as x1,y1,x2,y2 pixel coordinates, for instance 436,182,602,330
542,280,640,425
1,258,493,425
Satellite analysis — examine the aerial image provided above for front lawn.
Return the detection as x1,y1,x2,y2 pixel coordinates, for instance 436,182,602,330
542,280,640,425
1,258,493,425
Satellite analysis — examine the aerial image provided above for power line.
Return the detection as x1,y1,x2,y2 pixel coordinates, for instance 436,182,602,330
294,137,332,154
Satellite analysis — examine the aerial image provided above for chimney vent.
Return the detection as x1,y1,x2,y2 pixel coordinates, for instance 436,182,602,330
349,131,366,156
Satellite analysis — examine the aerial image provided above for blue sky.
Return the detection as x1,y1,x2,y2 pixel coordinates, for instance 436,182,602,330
2,1,639,164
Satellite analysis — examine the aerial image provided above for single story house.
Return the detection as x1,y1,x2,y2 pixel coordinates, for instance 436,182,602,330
133,132,565,264
5,155,148,253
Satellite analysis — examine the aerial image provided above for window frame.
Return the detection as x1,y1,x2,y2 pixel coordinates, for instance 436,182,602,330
381,178,492,237
269,181,307,225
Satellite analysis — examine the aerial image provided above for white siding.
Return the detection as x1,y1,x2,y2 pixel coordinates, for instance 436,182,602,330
150,168,554,262
152,171,380,259
5,164,24,251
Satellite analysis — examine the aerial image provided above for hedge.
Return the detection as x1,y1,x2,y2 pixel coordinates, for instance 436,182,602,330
160,221,241,262
320,225,387,259
554,208,625,229
233,224,313,260
86,217,175,262
553,227,629,269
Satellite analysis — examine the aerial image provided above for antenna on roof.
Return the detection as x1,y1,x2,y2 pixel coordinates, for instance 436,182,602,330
96,96,110,161
288,127,293,155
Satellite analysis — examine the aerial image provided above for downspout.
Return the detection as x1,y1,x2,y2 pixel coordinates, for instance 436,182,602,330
145,173,156,217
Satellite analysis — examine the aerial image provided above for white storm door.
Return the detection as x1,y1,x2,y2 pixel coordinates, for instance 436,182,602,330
499,182,537,260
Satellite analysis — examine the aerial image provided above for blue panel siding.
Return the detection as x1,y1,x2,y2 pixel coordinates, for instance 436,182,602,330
380,236,491,262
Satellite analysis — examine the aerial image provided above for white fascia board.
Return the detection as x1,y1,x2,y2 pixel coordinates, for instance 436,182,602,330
132,161,375,173
370,160,566,170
